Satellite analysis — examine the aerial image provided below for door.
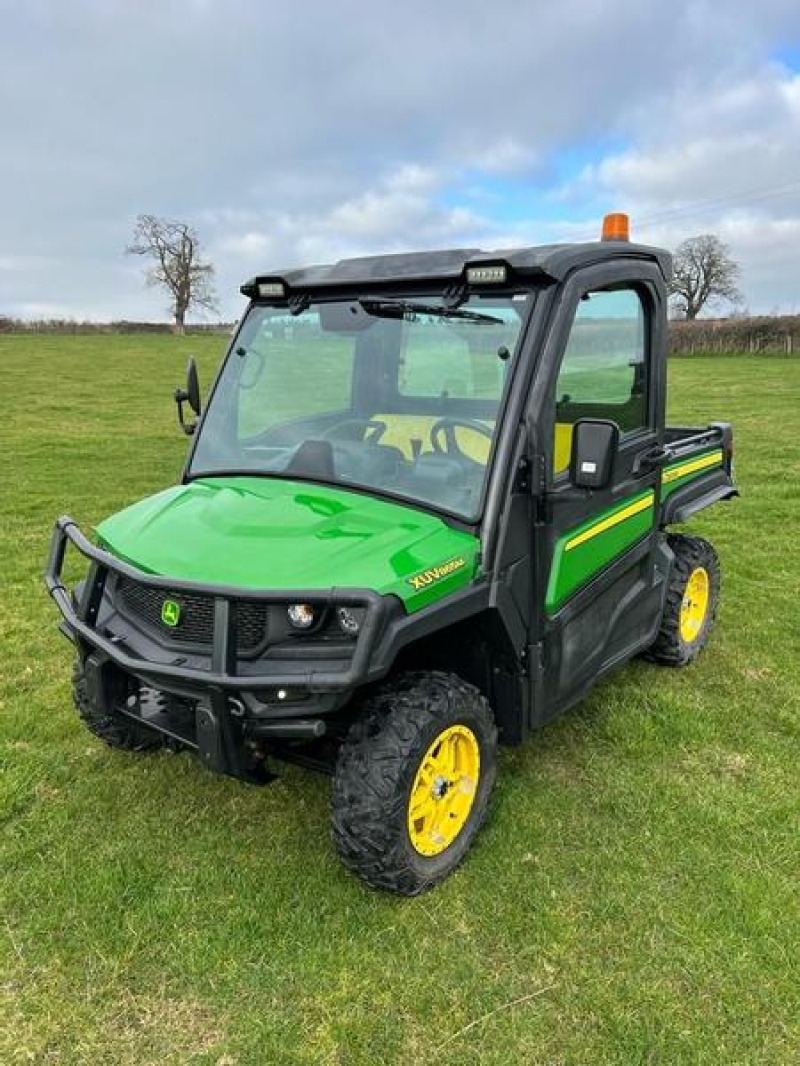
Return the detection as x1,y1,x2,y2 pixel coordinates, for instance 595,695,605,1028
536,277,666,719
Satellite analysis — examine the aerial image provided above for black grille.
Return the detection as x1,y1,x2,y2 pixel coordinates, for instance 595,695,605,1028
116,577,270,654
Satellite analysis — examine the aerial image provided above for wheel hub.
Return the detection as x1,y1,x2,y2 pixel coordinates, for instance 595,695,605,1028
407,724,480,857
680,566,710,643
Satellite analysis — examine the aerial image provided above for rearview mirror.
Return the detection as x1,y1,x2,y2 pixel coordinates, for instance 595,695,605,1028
319,301,375,333
569,419,619,489
174,358,201,436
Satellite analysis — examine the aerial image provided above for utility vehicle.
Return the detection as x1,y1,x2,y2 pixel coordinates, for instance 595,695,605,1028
47,213,737,894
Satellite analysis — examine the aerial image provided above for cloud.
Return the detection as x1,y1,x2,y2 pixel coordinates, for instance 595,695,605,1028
1,1,800,318
210,164,495,298
561,65,800,311
0,255,58,272
579,71,800,205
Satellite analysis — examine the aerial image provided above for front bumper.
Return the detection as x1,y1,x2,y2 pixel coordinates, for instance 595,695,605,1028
46,516,392,775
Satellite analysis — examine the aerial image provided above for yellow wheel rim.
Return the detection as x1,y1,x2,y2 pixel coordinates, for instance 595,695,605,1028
680,566,710,643
407,724,480,857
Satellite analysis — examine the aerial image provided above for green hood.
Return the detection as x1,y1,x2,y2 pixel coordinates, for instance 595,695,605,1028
96,477,480,611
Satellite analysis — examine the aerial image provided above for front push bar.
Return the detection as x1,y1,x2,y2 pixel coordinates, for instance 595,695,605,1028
45,515,388,692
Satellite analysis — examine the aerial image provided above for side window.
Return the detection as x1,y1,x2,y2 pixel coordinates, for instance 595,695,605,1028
553,288,647,474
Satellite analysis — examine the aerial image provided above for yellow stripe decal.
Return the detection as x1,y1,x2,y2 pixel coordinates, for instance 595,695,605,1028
662,450,723,485
564,492,655,553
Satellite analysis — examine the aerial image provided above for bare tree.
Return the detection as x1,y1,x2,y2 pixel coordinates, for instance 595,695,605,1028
126,215,217,332
670,234,743,319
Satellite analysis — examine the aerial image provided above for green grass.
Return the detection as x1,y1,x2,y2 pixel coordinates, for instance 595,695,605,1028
1,335,799,1065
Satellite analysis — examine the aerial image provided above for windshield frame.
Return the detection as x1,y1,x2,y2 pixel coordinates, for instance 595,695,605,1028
184,286,538,528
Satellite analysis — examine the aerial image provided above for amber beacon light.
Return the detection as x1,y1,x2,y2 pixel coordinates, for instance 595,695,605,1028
601,212,630,241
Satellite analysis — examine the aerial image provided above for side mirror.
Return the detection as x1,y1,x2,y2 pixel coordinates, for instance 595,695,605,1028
174,358,201,436
186,358,201,415
569,419,619,489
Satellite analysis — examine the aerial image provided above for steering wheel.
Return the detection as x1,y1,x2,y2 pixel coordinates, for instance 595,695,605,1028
430,417,493,461
320,418,387,445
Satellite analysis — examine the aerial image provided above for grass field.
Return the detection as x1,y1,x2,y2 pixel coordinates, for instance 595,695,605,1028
1,334,798,1065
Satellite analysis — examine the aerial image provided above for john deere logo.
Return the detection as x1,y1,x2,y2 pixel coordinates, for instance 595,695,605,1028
161,599,182,627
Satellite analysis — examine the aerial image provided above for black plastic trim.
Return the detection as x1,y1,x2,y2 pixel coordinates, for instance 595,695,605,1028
667,483,739,525
368,580,493,677
661,470,738,526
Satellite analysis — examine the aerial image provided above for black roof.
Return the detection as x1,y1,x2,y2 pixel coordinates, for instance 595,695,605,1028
241,240,672,297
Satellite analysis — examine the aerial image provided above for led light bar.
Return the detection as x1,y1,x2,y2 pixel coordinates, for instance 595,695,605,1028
466,264,507,285
258,281,286,298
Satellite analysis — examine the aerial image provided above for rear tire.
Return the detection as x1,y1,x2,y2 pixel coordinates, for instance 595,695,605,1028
331,671,497,895
646,534,720,666
72,658,163,751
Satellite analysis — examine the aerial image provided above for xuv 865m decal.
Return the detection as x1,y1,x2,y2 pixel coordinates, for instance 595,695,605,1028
408,557,467,591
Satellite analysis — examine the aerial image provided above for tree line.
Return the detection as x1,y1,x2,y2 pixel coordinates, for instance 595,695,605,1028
7,314,797,357
669,315,800,355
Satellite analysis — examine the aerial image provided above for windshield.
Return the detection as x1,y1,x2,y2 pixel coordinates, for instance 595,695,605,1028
189,292,531,519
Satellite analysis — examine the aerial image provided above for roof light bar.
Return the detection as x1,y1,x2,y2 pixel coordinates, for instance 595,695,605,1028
466,264,507,285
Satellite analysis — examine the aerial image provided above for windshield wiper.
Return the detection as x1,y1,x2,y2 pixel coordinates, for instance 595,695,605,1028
357,297,503,325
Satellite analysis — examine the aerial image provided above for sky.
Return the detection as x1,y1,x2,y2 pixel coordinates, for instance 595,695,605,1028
1,0,800,322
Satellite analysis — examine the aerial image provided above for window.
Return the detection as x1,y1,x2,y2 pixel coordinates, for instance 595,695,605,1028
399,304,520,400
553,288,647,473
189,295,530,520
235,310,355,439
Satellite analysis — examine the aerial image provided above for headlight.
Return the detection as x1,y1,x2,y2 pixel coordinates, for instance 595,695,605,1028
287,603,316,629
336,606,364,636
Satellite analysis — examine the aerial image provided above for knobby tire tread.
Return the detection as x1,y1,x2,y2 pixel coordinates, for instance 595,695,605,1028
646,534,720,667
72,658,163,751
331,671,497,895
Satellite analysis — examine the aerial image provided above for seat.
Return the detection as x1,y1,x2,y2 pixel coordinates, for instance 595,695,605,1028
370,413,494,464
554,422,574,475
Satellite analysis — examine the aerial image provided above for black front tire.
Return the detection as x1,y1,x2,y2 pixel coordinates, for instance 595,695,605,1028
331,671,497,895
72,658,163,751
646,534,720,667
